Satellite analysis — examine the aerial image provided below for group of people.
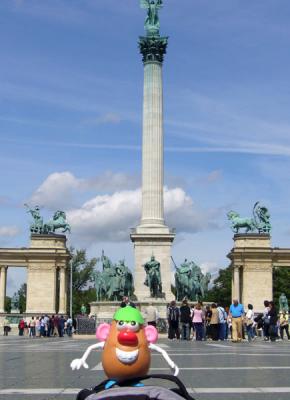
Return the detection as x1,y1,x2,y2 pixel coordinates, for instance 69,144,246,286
3,315,75,337
165,299,290,342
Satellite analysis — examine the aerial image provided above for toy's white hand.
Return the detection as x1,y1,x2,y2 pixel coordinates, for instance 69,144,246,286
70,358,89,370
70,342,104,371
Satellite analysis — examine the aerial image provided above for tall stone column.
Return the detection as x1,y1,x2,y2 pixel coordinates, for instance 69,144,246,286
0,266,7,313
141,61,164,226
58,267,67,315
131,29,175,301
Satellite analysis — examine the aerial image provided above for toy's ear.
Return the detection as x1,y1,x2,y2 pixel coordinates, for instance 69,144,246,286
144,325,158,343
96,323,111,341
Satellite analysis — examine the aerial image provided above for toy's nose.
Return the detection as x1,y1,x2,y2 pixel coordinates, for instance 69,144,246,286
118,330,138,346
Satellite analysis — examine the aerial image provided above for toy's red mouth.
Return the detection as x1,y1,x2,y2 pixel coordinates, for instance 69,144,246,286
117,330,138,346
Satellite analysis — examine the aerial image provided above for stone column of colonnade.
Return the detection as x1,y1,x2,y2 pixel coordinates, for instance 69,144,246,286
58,267,67,315
232,265,240,301
0,266,7,313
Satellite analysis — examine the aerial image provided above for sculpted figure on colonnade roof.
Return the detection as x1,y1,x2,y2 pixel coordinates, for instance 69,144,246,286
227,202,271,234
24,204,71,235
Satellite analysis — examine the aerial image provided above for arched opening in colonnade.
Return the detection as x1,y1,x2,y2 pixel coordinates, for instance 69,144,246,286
273,266,290,306
6,266,27,313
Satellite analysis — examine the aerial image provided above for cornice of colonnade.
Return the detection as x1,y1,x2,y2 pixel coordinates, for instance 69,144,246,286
0,249,71,267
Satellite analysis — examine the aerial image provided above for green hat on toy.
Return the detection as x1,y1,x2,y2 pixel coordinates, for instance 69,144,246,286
113,306,144,324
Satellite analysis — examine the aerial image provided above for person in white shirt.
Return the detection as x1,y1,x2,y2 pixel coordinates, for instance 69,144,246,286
145,303,159,327
263,300,270,340
245,304,255,342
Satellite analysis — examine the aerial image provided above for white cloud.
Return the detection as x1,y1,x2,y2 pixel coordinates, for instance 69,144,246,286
29,171,139,210
30,172,79,210
67,187,220,245
0,226,21,237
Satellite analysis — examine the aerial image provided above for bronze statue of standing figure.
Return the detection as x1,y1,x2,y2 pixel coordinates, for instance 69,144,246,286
144,255,163,298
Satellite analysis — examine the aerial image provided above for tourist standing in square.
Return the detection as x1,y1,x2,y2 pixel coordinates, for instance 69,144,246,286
263,300,270,340
229,299,244,342
167,300,180,340
3,318,10,336
210,303,219,341
245,304,255,342
217,303,227,341
192,303,204,341
279,312,290,340
145,303,158,327
268,301,278,342
29,316,36,338
180,299,191,340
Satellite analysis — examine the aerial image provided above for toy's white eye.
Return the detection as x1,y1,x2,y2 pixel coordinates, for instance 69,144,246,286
128,321,140,332
117,321,126,330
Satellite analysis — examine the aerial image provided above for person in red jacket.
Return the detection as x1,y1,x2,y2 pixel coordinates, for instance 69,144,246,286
18,318,25,336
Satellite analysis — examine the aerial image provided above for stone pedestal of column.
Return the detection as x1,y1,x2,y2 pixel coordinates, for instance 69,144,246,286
131,229,175,301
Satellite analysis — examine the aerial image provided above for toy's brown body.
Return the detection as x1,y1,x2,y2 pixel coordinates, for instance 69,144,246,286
102,321,151,380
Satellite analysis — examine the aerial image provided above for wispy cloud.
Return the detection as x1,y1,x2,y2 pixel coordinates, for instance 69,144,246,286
165,89,290,156
3,136,290,157
0,225,21,237
81,112,122,126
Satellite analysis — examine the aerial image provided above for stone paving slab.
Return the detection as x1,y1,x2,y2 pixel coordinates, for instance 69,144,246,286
0,337,289,400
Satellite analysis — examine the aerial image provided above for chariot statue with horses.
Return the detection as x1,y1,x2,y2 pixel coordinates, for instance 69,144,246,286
227,202,271,234
25,204,71,235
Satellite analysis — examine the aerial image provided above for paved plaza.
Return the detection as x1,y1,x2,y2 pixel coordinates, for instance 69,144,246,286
0,336,290,400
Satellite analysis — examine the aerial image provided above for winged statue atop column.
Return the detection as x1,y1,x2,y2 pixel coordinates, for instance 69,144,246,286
140,0,163,36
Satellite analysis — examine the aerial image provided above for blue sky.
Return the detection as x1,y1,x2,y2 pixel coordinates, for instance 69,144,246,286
1,0,290,295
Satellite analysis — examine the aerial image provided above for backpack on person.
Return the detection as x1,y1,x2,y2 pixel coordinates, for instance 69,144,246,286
76,374,195,400
217,307,226,323
168,307,179,322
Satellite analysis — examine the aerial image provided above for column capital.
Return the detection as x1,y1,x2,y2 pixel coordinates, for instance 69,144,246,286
139,35,168,64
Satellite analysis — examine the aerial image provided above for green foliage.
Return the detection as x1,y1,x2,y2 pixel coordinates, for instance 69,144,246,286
5,296,11,313
204,266,232,307
17,283,27,313
273,267,290,307
70,248,98,316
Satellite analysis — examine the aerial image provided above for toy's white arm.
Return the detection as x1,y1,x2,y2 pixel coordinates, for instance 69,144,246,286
149,343,179,376
70,342,105,371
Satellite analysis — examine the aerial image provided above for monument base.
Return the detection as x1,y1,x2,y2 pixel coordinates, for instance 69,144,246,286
90,300,169,332
130,229,175,301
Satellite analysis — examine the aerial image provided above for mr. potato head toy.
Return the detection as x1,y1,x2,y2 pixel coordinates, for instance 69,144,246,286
71,306,179,382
